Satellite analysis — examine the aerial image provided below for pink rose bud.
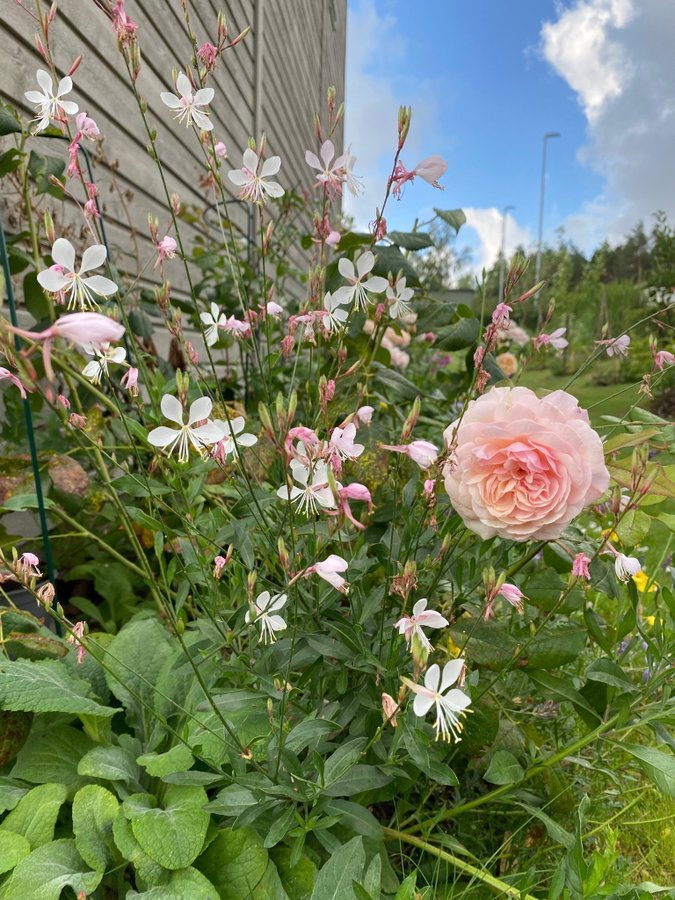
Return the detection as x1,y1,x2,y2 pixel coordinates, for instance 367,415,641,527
422,331,437,344
572,553,592,580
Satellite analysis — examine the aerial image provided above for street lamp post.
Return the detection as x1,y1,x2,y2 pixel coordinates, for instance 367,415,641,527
535,131,560,325
498,204,514,301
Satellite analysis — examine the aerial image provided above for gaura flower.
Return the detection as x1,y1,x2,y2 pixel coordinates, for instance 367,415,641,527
305,139,348,193
334,251,388,311
147,394,224,463
24,69,79,132
654,349,675,370
444,387,609,541
276,459,336,515
121,366,139,396
497,582,524,612
342,147,364,197
572,553,592,580
321,292,349,333
228,148,284,203
81,343,127,385
404,659,471,743
20,552,42,579
245,590,287,643
330,423,364,461
394,598,448,652
355,405,374,426
304,554,349,592
155,236,177,267
223,316,252,340
614,552,641,582
386,277,414,319
534,327,568,351
37,239,117,310
200,302,228,346
211,416,258,459
382,440,439,470
595,334,630,358
160,72,214,131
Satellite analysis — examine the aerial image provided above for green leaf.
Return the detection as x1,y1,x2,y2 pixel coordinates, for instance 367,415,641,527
387,231,434,251
126,867,218,899
483,750,524,785
78,743,142,787
0,104,21,136
27,150,65,197
394,873,418,900
311,836,365,900
323,738,367,787
2,631,66,662
524,625,587,670
622,744,675,797
11,725,93,789
0,777,29,814
0,831,31,874
112,812,167,886
72,785,119,872
436,316,479,351
207,785,259,817
285,718,338,755
0,783,67,849
252,859,288,898
0,658,120,717
515,803,574,850
1,838,102,900
371,246,420,286
614,508,651,547
196,827,269,898
373,363,421,401
321,764,392,797
337,232,372,253
137,744,194,777
124,785,210,870
22,271,51,321
585,658,638,692
271,847,316,900
434,208,466,233
450,623,518,671
263,804,296,848
324,800,383,842
0,148,22,178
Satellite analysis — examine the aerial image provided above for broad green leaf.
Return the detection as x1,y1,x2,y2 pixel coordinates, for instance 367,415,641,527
387,231,434,251
311,836,365,900
602,427,660,455
402,724,459,786
585,658,638,692
0,104,21,135
0,659,119,717
125,785,210,870
207,785,259,817
137,744,194,777
362,854,382,898
434,208,466,233
126,867,218,899
271,847,316,900
450,623,518,671
614,508,651,547
394,873,418,900
253,859,288,898
196,827,269,898
484,750,524,785
323,738,367,787
0,147,22,178
112,812,167,886
2,838,101,900
622,744,675,797
0,777,29,814
11,724,93,790
78,743,142,787
371,246,420,286
27,150,66,198
515,803,574,850
436,316,479,351
0,831,31,874
0,783,67,849
324,800,383,842
72,785,119,872
22,272,51,322
285,718,338,755
321,764,392,797
608,459,675,499
524,625,587,669
373,363,420,401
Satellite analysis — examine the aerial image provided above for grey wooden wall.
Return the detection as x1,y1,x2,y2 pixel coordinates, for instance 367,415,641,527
1,0,346,297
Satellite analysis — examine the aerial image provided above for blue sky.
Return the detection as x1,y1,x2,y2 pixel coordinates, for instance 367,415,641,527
343,0,675,274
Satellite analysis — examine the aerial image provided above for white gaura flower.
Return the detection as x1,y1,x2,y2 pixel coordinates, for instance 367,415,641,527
245,590,287,643
81,343,127,385
212,416,258,458
394,599,449,652
160,72,214,131
24,69,78,133
404,659,471,743
305,139,347,191
277,459,336,515
147,394,223,464
37,239,117,310
387,277,414,319
334,251,388,311
329,423,364,461
228,148,284,204
321,292,349,333
614,553,642,582
342,147,364,197
200,302,227,346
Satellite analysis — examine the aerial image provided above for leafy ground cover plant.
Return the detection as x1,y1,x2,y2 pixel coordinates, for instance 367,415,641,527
0,2,674,898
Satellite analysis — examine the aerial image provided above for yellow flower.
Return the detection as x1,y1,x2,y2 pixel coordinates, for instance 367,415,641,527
644,615,656,626
632,570,657,593
601,528,619,542
445,635,463,658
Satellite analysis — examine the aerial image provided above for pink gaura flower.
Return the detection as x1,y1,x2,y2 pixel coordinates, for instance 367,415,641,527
443,386,610,541
0,368,27,399
305,554,349,592
75,111,99,139
534,327,568,351
214,141,227,159
403,659,471,744
155,236,177,267
228,148,284,203
330,423,364,461
330,482,372,530
121,367,139,396
66,621,87,665
112,0,139,46
224,316,252,340
305,139,348,194
20,552,42,579
213,555,227,579
595,334,630,358
391,155,448,198
383,440,439,470
355,405,374,426
572,552,592,580
394,598,448,652
197,42,218,72
160,72,214,131
654,349,675,370
69,412,87,429
52,312,125,346
491,303,512,328
498,583,524,612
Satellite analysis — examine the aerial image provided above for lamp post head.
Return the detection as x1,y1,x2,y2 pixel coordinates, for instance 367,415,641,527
544,131,561,140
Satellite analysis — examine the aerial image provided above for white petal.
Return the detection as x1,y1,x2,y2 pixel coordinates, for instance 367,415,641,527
161,394,184,425
442,689,472,712
36,69,53,94
192,421,224,444
424,663,441,692
109,347,127,363
267,615,287,632
59,100,79,115
262,180,284,198
440,659,465,692
192,109,213,131
338,257,356,281
24,91,46,104
148,426,180,447
188,396,213,425
419,611,448,630
80,244,107,273
56,76,72,97
37,269,69,292
267,593,287,612
228,169,250,186
256,590,271,610
356,251,375,278
194,87,214,105
242,147,259,172
363,275,388,294
228,416,245,435
290,459,310,486
160,92,182,109
176,72,192,99
320,140,335,167
51,238,75,272
261,155,281,177
413,692,435,717
236,433,257,447
83,275,117,296
81,361,101,379
305,150,321,170
412,598,428,617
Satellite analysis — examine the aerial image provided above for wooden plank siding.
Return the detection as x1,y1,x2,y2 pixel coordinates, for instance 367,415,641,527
1,0,346,306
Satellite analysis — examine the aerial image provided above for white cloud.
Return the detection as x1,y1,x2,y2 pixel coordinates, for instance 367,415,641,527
463,208,533,272
343,0,438,229
541,0,675,249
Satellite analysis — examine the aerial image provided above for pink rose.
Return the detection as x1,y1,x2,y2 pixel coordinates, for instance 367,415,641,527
443,387,609,541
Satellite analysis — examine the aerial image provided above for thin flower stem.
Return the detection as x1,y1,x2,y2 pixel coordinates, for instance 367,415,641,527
382,827,538,900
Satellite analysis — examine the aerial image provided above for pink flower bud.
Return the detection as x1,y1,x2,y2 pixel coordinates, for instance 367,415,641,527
572,553,592,580
69,412,87,430
355,405,374,426
121,367,139,395
54,313,125,347
57,394,71,410
214,141,227,158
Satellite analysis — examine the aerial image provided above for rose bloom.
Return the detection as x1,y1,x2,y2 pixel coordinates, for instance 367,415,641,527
443,387,609,541
496,351,518,377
